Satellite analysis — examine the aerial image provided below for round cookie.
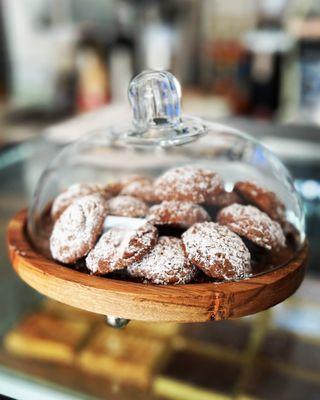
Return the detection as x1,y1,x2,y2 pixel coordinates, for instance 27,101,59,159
207,190,242,207
107,195,149,217
182,222,251,280
217,204,286,251
154,166,223,204
51,183,110,221
104,181,123,196
120,174,151,188
121,179,157,203
86,223,158,275
127,236,198,285
148,201,211,229
102,176,150,198
50,194,107,264
234,181,285,222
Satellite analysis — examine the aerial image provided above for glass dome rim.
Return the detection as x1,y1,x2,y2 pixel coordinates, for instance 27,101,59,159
33,119,305,232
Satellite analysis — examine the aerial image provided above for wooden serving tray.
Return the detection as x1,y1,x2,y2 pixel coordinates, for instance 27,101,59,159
7,209,308,323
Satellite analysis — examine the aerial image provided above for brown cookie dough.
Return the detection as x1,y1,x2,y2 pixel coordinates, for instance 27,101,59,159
121,179,157,203
234,181,285,222
207,190,242,207
127,236,198,285
106,195,149,217
182,222,251,280
217,204,286,251
50,194,107,264
148,201,211,229
86,223,158,275
154,166,223,204
51,183,110,221
103,181,123,196
99,174,149,197
121,174,150,186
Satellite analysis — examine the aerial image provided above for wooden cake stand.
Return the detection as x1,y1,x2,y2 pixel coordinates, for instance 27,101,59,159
7,209,308,323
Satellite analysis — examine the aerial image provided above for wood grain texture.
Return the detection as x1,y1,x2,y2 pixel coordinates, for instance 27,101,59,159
7,209,308,322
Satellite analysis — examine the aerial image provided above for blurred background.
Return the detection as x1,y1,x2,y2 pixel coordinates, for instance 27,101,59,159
1,0,320,399
3,0,320,125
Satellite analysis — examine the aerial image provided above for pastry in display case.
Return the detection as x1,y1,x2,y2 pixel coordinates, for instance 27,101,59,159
2,300,179,397
77,326,167,389
4,312,92,364
7,70,308,324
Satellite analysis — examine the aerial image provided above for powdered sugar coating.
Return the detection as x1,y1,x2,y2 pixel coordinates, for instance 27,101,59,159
121,179,158,203
207,190,242,207
128,236,198,285
182,222,251,280
107,195,149,217
217,204,286,251
148,201,211,229
203,170,224,201
51,183,110,220
234,181,285,222
50,194,107,263
154,166,223,203
86,223,158,275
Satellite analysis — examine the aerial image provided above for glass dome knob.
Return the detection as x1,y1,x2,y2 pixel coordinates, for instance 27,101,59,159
128,70,181,131
125,70,207,146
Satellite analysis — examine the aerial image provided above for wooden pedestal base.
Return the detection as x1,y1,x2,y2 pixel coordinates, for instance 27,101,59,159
7,209,308,322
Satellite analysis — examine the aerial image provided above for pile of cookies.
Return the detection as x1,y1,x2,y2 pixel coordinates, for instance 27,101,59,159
49,166,291,284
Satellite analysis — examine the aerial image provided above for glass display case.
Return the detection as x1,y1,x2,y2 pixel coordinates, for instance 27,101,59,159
1,118,320,400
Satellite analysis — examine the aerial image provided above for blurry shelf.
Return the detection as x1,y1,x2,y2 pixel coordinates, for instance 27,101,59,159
0,351,154,400
0,365,84,400
262,136,320,162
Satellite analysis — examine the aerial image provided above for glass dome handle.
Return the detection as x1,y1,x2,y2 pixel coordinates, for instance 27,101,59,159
128,70,182,132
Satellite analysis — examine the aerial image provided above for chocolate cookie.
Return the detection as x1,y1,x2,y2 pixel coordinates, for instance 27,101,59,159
182,222,251,280
50,194,107,264
127,236,198,285
154,166,223,203
104,181,123,196
86,223,158,275
121,179,157,203
51,183,110,221
106,195,149,218
217,204,286,251
120,174,151,188
148,201,211,229
234,181,285,222
100,175,151,199
207,190,242,207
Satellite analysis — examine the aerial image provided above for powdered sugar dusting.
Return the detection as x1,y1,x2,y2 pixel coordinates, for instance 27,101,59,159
107,195,149,217
182,222,251,280
154,166,223,203
207,190,241,207
86,229,127,273
148,200,211,228
50,194,107,263
218,204,286,250
86,223,158,274
121,179,157,202
51,182,109,220
128,236,197,285
234,181,285,222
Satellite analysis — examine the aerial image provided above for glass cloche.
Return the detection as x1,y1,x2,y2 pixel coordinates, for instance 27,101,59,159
27,70,305,285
